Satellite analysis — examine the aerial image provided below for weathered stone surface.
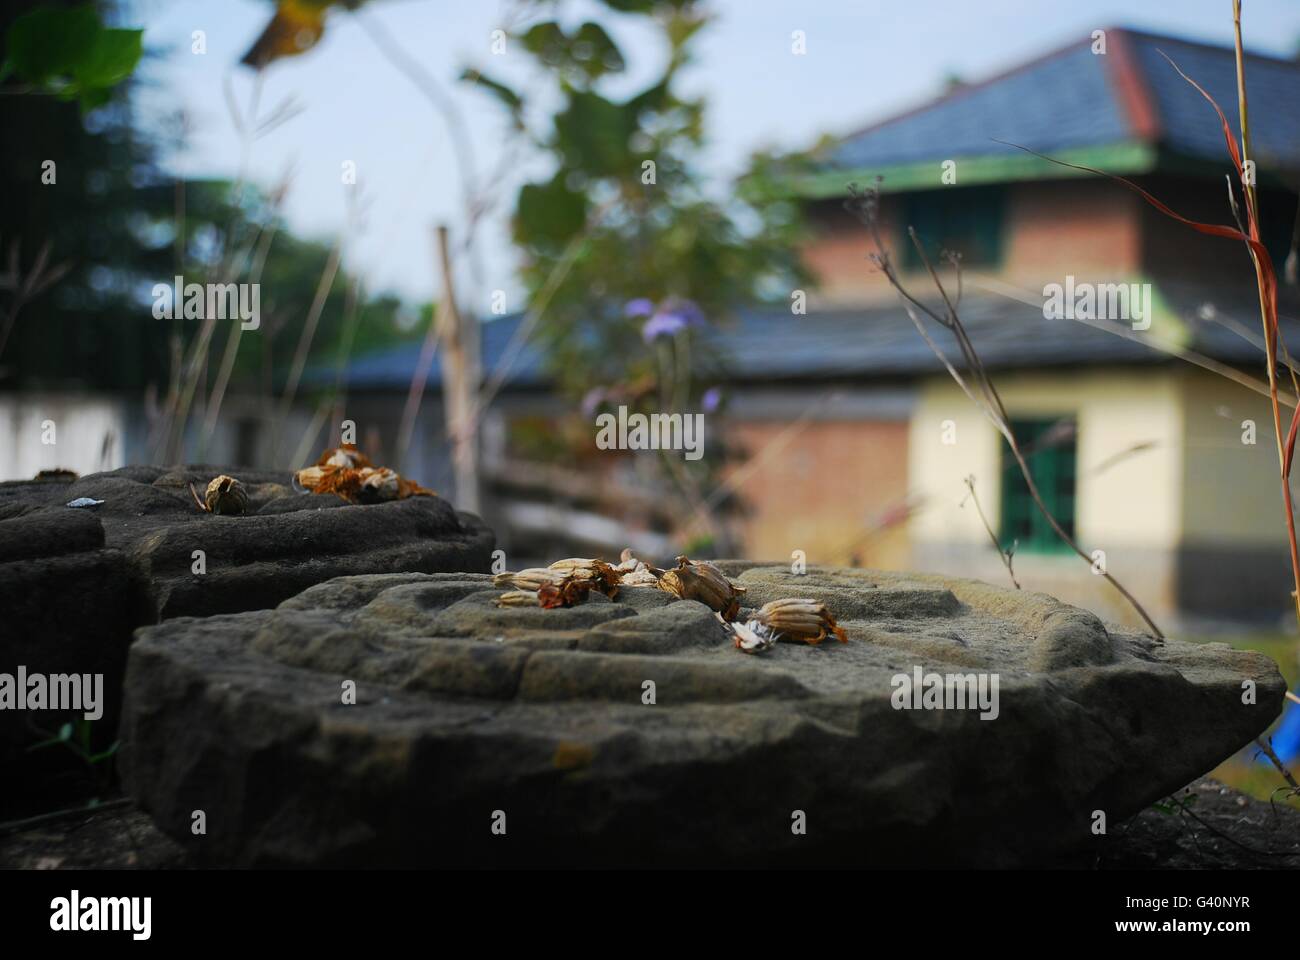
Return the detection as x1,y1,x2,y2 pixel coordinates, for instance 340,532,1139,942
0,464,493,816
0,464,494,620
0,501,142,815
119,563,1285,867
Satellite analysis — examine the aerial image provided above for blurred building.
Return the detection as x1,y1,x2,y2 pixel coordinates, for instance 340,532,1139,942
334,27,1300,629
773,26,1300,628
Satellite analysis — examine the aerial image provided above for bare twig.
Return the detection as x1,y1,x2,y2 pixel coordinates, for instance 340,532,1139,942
1254,736,1300,794
961,475,1019,589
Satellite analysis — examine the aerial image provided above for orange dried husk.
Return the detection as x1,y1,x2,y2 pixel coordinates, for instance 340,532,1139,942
295,446,434,504
538,576,594,609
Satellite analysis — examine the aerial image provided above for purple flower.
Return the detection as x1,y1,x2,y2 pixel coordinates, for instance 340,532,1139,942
641,313,689,342
581,386,607,418
701,386,722,413
624,298,655,319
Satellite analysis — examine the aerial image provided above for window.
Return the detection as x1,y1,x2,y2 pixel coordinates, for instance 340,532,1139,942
902,186,1005,272
999,418,1076,554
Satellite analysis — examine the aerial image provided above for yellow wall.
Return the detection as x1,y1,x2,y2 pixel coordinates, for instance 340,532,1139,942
907,364,1300,627
909,368,1184,550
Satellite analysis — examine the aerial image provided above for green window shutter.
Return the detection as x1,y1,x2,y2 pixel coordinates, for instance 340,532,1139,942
902,186,1005,271
999,418,1077,554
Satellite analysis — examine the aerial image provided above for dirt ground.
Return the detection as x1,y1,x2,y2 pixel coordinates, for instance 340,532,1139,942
2,776,1298,870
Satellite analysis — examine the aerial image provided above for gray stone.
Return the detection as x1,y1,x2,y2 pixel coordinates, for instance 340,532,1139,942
119,564,1285,867
0,465,493,816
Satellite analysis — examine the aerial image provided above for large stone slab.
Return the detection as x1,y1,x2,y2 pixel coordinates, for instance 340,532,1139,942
0,465,494,620
119,563,1285,866
0,465,493,815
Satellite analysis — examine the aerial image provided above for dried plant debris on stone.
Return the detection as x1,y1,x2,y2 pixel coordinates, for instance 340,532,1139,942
614,548,664,586
729,598,848,654
547,557,623,597
538,575,596,609
293,444,436,504
492,550,849,656
492,567,566,592
188,474,249,515
494,589,541,608
656,555,745,620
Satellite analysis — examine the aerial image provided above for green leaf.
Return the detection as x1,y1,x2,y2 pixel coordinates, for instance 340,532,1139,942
3,4,100,85
77,84,115,111
514,174,589,251
2,4,142,113
58,722,73,741
74,27,143,89
553,90,636,178
520,21,624,82
520,21,567,66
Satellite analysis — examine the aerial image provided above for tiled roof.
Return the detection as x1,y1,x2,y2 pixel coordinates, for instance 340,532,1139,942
330,285,1300,392
828,27,1300,174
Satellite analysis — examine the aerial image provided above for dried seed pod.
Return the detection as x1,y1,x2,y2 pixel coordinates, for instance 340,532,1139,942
538,575,594,609
493,568,565,592
752,598,848,645
495,590,541,608
656,555,745,621
547,558,621,597
190,475,249,515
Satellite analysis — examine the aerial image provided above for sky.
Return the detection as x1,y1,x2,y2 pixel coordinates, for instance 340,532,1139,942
130,0,1300,312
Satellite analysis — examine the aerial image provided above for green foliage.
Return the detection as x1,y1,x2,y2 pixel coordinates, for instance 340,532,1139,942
520,20,625,81
2,3,142,110
516,174,589,253
463,1,812,404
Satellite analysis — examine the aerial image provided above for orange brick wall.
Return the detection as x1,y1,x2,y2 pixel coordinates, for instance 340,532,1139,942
726,419,911,569
802,180,1144,303
1003,180,1141,284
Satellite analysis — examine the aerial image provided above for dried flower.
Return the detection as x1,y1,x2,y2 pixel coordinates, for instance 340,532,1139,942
294,446,434,504
538,576,594,609
547,558,622,597
746,598,847,646
656,555,745,620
